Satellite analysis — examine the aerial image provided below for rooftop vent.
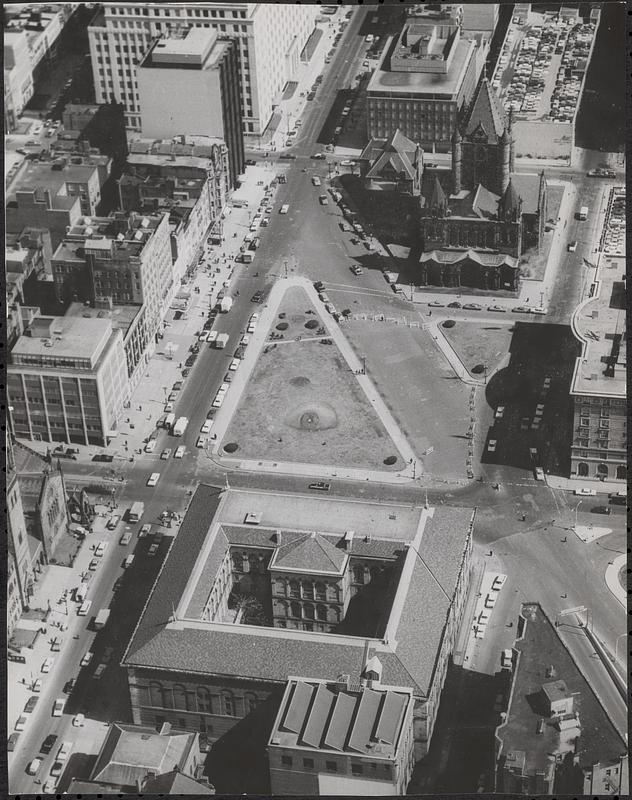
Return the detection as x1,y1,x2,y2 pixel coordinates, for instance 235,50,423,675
244,512,262,525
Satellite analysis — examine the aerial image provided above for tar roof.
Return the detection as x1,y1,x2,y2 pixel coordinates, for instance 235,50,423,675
269,532,348,575
368,34,475,98
497,604,626,775
271,678,412,759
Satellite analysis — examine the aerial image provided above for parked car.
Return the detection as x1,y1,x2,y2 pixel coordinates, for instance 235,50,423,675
161,448,172,460
574,488,596,496
463,303,483,311
534,467,545,481
40,733,58,755
487,440,497,453
80,651,93,667
27,758,43,775
41,657,54,673
492,574,506,591
8,732,20,751
495,406,505,419
52,698,65,717
309,482,330,491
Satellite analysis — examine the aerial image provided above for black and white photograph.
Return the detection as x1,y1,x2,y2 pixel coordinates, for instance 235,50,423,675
4,1,627,796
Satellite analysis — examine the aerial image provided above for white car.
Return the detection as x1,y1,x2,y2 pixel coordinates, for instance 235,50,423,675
41,657,54,673
501,649,513,669
196,436,206,449
279,204,289,214
229,358,240,371
94,541,107,557
311,176,321,186
27,758,43,775
240,334,250,346
160,448,171,460
492,574,507,592
174,446,185,459
72,713,85,727
147,472,161,487
484,593,497,609
144,440,156,453
78,600,92,616
574,487,596,496
495,406,505,419
534,467,545,481
43,780,57,793
200,420,213,434
57,741,72,761
487,440,497,453
52,698,65,717
80,651,93,667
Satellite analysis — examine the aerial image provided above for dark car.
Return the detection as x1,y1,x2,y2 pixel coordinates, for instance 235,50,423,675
591,506,612,515
251,292,263,303
245,159,257,166
309,482,331,492
190,344,200,354
25,696,39,713
206,409,216,419
185,355,196,367
447,301,462,308
307,92,316,101
8,733,20,752
173,310,183,320
41,734,58,755
63,678,76,694
280,153,297,160
92,453,114,462
314,281,325,291
182,367,191,378
311,153,326,160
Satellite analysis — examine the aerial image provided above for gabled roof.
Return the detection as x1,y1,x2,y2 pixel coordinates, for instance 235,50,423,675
471,183,501,218
269,531,348,575
429,176,448,210
498,178,522,218
364,128,419,181
464,77,507,144
419,249,519,269
143,771,214,794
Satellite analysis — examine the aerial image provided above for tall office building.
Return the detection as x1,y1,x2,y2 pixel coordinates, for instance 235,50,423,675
88,3,318,135
137,28,243,186
7,436,34,636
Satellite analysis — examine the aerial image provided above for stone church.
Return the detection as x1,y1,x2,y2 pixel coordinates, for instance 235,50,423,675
418,76,547,291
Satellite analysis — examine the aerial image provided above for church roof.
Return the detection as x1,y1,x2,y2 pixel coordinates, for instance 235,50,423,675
419,249,519,268
429,176,448,210
464,77,507,144
363,128,419,181
471,183,501,218
498,178,522,217
269,531,348,575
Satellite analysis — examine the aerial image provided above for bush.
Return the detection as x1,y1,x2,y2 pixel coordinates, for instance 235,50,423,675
383,455,397,466
224,443,239,453
472,364,486,374
442,319,456,328
276,322,289,331
305,319,319,329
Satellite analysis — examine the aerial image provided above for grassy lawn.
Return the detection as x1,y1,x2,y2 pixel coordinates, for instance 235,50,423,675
222,287,404,471
442,321,514,377
618,565,626,591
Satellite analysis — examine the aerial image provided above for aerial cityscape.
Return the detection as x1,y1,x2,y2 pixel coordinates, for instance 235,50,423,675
4,2,627,797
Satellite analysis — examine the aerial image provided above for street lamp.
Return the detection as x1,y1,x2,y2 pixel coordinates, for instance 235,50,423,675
573,499,583,530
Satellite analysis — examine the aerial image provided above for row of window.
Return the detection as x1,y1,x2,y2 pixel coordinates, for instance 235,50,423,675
145,682,257,717
108,6,247,19
279,754,391,777
274,602,340,623
274,578,340,602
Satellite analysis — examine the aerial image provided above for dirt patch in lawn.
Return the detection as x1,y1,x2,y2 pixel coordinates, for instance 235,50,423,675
442,321,514,377
222,286,404,471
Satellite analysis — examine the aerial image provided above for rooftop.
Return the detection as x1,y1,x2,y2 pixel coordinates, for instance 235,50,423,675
368,33,476,99
9,157,100,203
270,677,414,760
91,723,196,786
497,604,626,780
65,301,141,339
11,314,113,362
570,252,626,398
140,26,231,71
123,486,474,698
126,136,226,171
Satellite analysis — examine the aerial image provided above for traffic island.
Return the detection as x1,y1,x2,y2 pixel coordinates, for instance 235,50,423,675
220,286,406,473
441,321,515,379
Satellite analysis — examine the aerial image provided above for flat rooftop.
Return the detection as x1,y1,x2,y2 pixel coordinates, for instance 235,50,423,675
65,301,141,339
141,27,231,71
368,34,475,99
11,315,112,361
497,604,626,778
570,253,626,398
123,486,474,698
9,158,99,201
127,137,226,171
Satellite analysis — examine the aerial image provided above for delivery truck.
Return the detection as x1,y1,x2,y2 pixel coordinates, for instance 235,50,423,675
173,416,189,436
219,296,233,313
215,333,229,349
164,412,176,430
128,501,145,523
94,608,110,630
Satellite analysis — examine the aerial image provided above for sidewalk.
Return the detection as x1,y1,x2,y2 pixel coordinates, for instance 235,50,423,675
209,276,420,484
604,554,626,608
545,474,623,494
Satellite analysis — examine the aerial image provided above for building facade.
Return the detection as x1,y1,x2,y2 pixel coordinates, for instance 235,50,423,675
137,28,243,187
7,436,35,636
366,8,481,151
120,136,229,280
358,129,424,196
88,2,318,135
8,314,130,446
569,250,626,482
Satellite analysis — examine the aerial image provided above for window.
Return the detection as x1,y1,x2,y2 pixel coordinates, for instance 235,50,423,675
173,684,189,710
303,758,314,769
244,693,257,714
326,761,338,772
599,419,610,428
222,690,235,716
352,764,363,775
315,582,326,600
281,756,292,767
196,687,211,713
149,681,163,707
289,580,300,598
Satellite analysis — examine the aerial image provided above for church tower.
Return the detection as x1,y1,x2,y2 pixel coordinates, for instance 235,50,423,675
451,125,462,194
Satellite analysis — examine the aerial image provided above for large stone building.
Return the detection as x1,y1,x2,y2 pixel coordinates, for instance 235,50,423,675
119,136,229,280
268,677,416,795
366,6,482,151
8,313,130,447
7,437,34,637
358,129,424,196
88,2,318,136
417,76,547,291
137,27,243,187
569,230,626,482
122,486,475,766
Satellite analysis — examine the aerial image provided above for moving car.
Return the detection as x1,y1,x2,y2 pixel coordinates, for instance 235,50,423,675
279,204,290,214
567,240,577,252
119,529,132,546
147,472,161,487
534,466,545,481
27,758,43,775
309,482,330,492
487,440,497,453
80,651,93,667
319,194,329,205
311,176,321,186
492,574,507,591
161,448,171,460
495,406,505,419
41,657,54,673
174,446,185,459
93,663,107,679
